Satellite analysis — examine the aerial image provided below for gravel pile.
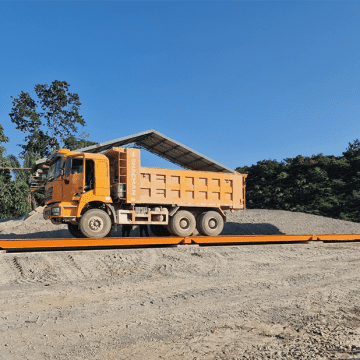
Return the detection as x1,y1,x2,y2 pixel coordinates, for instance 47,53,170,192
225,209,360,235
1,208,360,239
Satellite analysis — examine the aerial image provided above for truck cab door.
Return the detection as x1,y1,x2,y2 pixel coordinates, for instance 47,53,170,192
94,160,110,197
63,157,84,200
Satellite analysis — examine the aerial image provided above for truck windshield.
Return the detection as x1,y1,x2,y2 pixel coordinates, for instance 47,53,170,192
47,157,64,180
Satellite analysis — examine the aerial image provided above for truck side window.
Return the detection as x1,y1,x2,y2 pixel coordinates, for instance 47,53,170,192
71,158,83,175
85,159,95,190
65,158,71,177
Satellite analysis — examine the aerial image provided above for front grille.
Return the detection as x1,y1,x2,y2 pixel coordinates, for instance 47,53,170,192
44,187,53,202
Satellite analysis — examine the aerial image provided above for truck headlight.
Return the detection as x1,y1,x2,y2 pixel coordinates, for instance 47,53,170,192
51,207,61,216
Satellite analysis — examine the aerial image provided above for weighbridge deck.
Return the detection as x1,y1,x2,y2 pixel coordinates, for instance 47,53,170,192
0,234,359,251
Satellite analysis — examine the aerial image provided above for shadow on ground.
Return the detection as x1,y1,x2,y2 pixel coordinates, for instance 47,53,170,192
0,229,71,239
0,223,284,239
222,222,285,235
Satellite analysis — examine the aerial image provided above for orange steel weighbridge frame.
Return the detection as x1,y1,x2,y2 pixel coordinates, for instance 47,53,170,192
0,234,360,251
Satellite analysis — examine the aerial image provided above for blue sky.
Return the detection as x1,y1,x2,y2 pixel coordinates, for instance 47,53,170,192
0,1,359,171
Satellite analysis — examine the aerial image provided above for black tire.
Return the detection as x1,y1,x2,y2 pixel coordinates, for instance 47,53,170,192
169,210,196,237
150,225,171,237
166,224,175,236
68,223,85,238
159,226,171,236
150,225,161,236
79,209,112,238
197,211,224,236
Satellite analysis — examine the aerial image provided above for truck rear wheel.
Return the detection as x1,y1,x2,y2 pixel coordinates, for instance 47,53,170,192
170,210,196,237
68,223,85,238
197,211,224,236
79,209,112,238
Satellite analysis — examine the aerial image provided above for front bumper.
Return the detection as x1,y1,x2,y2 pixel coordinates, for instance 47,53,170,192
43,203,78,220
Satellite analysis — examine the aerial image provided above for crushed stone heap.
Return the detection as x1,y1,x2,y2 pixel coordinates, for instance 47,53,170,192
0,209,360,240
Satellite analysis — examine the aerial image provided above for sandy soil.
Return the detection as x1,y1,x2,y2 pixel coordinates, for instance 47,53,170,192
0,209,360,360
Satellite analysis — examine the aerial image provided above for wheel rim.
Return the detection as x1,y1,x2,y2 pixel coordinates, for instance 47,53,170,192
180,218,190,229
208,218,217,229
89,216,104,232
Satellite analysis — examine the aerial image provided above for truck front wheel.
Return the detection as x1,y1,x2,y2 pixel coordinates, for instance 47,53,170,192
79,209,112,238
68,223,85,238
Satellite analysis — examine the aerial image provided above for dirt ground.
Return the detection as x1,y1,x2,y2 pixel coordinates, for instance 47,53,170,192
0,209,360,360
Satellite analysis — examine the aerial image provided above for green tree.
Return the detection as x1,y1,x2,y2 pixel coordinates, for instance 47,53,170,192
237,159,286,210
236,146,359,223
343,138,360,160
341,139,360,222
0,124,11,182
0,124,9,144
63,132,98,151
9,80,86,158
0,125,31,219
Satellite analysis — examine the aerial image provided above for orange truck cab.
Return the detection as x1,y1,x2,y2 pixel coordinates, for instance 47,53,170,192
43,147,247,238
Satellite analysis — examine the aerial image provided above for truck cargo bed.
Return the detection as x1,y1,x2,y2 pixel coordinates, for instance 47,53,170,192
106,147,246,210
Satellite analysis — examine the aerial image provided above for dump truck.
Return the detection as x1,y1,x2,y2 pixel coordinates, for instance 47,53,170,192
43,147,247,238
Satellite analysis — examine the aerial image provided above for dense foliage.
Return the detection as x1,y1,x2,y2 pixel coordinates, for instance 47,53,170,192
0,125,31,218
0,80,97,219
236,139,360,223
9,80,90,158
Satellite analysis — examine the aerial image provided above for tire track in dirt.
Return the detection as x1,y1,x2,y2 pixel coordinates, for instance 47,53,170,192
0,255,18,285
9,254,58,285
3,253,87,285
1,249,161,285
150,247,230,278
138,249,158,274
95,251,156,277
63,254,88,278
